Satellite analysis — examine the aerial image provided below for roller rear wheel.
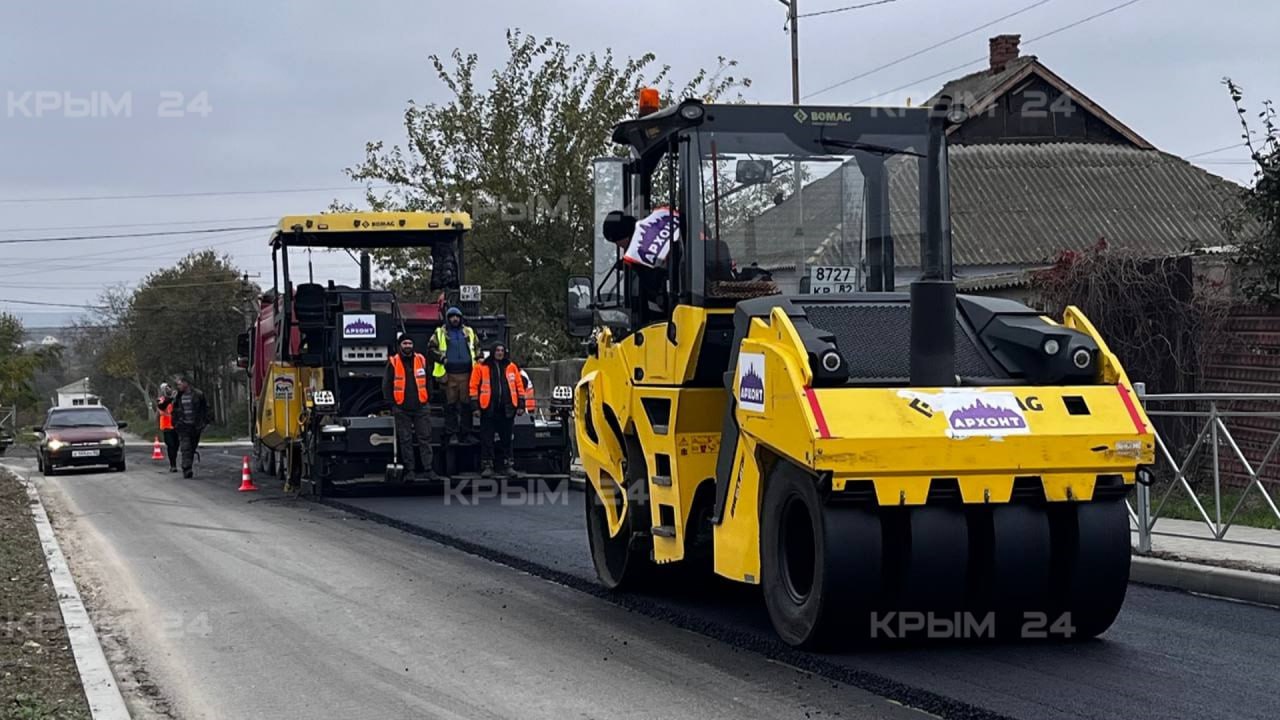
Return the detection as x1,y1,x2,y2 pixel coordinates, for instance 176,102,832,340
1050,499,1130,639
761,462,882,648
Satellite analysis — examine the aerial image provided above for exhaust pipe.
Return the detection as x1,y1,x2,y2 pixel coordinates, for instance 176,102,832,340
908,99,957,387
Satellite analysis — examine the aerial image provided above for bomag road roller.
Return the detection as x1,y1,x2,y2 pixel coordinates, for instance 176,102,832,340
238,212,571,494
565,93,1154,647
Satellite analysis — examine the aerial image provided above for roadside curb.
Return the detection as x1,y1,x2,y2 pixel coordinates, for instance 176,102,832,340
1,464,131,720
1132,555,1280,607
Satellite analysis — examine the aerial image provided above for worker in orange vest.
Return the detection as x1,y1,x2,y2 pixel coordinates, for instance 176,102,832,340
155,382,178,472
469,343,528,478
382,333,442,483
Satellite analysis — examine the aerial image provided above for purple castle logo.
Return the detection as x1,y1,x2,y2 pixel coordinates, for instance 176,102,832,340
344,318,375,336
948,399,1026,431
739,364,765,406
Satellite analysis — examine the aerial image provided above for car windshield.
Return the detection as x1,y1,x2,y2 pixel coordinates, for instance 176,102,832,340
47,408,116,428
689,128,934,295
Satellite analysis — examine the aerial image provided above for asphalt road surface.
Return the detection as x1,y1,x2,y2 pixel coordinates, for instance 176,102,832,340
4,446,930,720
331,473,1280,720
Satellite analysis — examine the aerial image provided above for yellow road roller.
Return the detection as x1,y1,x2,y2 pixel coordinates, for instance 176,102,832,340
565,94,1154,647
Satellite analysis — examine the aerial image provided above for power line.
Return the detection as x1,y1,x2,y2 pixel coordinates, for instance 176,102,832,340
0,224,273,246
0,230,264,276
0,298,106,309
804,0,1054,99
0,184,392,205
0,216,278,235
798,0,899,19
854,0,1145,104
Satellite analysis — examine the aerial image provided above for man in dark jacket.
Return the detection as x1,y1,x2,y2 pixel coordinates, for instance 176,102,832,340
383,333,441,483
469,343,527,478
170,375,208,478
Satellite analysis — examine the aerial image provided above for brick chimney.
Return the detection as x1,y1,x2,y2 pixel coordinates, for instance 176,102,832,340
989,34,1021,74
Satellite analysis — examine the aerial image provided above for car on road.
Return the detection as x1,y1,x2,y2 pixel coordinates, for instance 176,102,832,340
34,406,128,475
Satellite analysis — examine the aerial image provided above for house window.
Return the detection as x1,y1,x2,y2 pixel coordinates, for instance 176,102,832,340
72,398,84,406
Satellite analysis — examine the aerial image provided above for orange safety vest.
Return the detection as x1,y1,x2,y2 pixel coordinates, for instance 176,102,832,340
158,400,174,431
469,361,527,411
390,353,429,405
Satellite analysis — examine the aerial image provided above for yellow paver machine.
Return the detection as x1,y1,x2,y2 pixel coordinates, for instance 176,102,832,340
565,94,1154,646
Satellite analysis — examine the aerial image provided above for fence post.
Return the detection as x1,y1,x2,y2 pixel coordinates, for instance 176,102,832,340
1211,400,1223,538
1134,382,1152,553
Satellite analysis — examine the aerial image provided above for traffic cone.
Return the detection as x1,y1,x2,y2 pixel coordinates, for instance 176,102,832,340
152,437,164,461
238,456,258,492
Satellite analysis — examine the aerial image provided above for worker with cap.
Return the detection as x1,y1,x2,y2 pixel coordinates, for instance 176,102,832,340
428,306,480,445
383,332,441,483
469,342,528,478
155,382,178,472
169,375,208,479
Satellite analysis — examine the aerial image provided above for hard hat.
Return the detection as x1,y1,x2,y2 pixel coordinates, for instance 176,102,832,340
446,306,463,318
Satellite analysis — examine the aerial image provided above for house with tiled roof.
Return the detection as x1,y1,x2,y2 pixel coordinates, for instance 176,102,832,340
924,34,1244,293
720,35,1244,301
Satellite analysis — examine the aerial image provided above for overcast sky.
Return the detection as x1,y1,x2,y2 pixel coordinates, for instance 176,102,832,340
2,0,1275,326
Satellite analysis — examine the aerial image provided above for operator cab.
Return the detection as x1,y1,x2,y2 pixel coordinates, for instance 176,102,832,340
569,96,1099,391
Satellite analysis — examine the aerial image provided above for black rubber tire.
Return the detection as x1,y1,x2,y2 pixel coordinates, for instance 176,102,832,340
970,504,1053,638
586,435,657,591
761,462,882,648
42,455,56,476
1050,499,1131,640
112,461,127,473
585,476,655,590
882,504,969,616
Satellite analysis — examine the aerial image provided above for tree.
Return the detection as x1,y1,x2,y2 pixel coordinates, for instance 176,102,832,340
346,29,748,363
0,313,61,410
75,252,259,425
1224,79,1280,304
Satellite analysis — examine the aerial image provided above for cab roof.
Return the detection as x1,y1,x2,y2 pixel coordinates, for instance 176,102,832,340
270,211,472,249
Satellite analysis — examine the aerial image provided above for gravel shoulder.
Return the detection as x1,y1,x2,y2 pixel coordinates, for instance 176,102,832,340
0,468,90,720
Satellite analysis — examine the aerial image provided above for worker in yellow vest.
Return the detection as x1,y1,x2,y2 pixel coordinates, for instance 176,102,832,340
428,307,480,445
383,333,441,483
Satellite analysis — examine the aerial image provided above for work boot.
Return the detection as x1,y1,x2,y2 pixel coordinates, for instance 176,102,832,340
182,470,193,479
447,434,460,446
402,472,416,484
169,466,177,473
480,461,493,478
496,460,512,479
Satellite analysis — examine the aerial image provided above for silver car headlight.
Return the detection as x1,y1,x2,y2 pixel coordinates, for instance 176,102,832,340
103,437,121,446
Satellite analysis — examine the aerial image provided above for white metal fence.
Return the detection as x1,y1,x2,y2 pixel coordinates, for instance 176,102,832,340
1129,384,1280,552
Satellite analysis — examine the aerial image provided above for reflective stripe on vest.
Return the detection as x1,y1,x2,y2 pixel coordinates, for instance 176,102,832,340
391,353,429,405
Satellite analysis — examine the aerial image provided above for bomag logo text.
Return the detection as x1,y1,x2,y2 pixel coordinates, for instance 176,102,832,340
810,111,851,123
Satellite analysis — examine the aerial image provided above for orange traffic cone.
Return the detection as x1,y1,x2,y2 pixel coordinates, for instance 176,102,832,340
152,437,164,460
238,456,258,492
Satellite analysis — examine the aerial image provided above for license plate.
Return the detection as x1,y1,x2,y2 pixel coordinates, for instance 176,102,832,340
71,449,99,458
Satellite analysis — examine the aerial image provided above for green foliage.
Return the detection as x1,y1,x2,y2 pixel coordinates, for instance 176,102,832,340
74,251,259,424
0,314,60,409
346,29,748,363
1224,79,1280,304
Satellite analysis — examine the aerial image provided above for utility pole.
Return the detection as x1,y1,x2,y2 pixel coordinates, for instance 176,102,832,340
779,0,800,102
788,0,800,103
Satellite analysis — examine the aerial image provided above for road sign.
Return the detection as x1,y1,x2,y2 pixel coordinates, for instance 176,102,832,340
459,284,481,303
